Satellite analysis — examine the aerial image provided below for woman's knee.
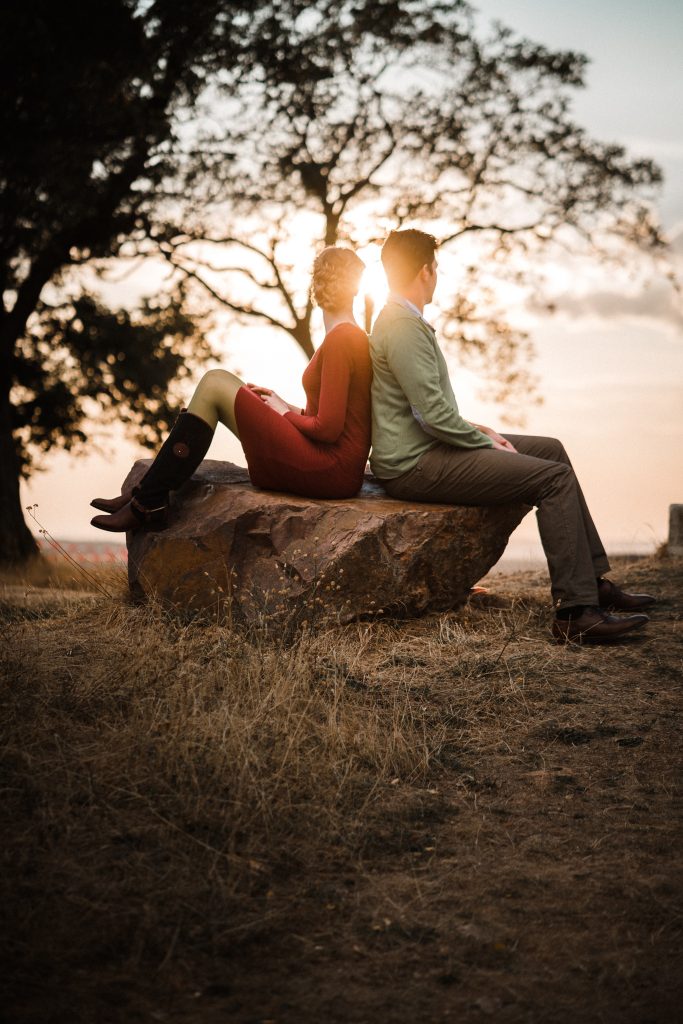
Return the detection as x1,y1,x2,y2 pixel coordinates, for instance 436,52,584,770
192,369,243,434
197,368,235,394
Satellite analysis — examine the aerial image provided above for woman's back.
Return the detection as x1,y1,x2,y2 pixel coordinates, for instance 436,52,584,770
235,323,372,498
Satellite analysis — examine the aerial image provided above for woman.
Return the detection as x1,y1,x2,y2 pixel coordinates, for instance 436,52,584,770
90,246,371,532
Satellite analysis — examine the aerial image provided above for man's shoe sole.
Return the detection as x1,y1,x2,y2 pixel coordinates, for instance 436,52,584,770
553,616,649,644
600,601,657,612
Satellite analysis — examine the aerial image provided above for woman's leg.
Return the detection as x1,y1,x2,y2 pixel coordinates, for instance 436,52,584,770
186,369,245,438
91,371,247,532
91,370,247,513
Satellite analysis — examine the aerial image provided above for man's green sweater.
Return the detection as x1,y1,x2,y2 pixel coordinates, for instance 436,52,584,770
369,300,493,479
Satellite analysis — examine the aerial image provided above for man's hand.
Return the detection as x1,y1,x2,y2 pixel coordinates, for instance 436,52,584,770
472,423,518,453
491,438,517,452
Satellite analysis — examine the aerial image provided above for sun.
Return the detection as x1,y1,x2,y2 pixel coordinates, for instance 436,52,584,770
355,243,388,330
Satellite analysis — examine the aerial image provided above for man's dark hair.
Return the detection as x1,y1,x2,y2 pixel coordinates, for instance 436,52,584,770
381,229,438,289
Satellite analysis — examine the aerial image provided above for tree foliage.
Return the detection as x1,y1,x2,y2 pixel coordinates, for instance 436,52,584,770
0,0,422,561
0,0,670,563
15,293,206,474
146,2,666,403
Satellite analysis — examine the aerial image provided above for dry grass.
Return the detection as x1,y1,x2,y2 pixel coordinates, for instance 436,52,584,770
1,553,681,1023
0,550,127,597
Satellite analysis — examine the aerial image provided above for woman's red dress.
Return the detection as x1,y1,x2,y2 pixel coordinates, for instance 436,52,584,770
233,323,372,499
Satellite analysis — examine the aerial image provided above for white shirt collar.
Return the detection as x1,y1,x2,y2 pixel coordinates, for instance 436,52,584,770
389,293,435,331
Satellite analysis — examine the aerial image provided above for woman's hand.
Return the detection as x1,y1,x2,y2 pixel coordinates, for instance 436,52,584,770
248,385,290,416
247,383,298,415
264,393,292,415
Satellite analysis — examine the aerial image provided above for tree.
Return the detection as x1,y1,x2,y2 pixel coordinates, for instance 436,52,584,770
145,2,667,408
1,0,671,565
0,0,228,562
0,0,429,564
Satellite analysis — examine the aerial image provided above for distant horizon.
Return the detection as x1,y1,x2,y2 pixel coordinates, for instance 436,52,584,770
35,533,661,566
20,0,683,564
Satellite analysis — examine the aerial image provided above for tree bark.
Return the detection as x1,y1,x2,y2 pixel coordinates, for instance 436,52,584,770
0,378,38,565
290,319,314,359
0,249,67,566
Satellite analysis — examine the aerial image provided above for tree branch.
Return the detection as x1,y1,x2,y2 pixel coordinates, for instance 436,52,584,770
170,254,281,291
440,220,545,244
161,252,294,335
266,238,302,324
157,229,308,341
337,132,398,209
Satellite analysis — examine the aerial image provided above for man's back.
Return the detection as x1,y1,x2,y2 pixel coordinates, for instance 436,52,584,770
369,299,491,479
368,227,653,643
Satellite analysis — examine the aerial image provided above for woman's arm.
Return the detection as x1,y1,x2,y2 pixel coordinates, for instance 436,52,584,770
247,384,301,415
283,331,353,443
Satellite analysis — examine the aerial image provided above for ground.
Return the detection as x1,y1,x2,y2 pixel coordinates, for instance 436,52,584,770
1,554,681,1023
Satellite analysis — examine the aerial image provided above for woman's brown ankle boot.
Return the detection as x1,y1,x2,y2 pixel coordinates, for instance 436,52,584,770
90,491,134,513
90,411,214,533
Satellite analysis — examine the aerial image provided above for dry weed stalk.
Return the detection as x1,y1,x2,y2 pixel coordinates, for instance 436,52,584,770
1,586,444,874
1,555,679,1023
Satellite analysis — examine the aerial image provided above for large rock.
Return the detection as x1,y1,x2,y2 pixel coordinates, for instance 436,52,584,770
125,460,529,624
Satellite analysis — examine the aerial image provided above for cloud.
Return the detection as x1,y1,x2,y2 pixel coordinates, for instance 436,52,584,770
667,221,683,254
621,138,683,163
626,138,683,163
528,280,683,333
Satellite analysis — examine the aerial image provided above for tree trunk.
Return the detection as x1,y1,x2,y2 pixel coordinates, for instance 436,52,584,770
0,243,70,566
0,378,38,566
291,318,315,359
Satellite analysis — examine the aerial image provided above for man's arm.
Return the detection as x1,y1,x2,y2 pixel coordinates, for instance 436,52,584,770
386,321,493,449
470,423,518,453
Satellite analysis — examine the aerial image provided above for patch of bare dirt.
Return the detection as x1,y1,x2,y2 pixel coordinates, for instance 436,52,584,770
1,555,681,1023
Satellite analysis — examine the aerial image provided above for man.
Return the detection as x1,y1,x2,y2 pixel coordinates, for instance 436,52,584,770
370,229,655,643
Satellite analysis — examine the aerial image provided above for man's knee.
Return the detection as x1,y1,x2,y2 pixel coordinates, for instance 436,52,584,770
511,434,568,463
540,460,573,497
544,436,567,459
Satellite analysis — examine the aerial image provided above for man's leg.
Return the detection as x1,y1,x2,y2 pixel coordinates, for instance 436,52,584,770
383,442,600,609
503,434,610,579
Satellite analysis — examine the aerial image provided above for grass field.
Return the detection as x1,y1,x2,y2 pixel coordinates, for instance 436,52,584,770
1,553,681,1023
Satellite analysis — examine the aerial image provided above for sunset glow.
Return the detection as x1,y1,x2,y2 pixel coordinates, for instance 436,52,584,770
356,243,388,326
16,0,683,561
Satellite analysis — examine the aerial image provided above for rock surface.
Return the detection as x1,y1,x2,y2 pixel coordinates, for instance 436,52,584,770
125,460,529,624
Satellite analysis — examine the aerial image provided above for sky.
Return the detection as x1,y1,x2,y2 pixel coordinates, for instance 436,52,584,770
23,0,683,563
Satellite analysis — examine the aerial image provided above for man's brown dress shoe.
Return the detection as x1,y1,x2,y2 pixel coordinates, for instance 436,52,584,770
553,606,649,644
597,577,656,612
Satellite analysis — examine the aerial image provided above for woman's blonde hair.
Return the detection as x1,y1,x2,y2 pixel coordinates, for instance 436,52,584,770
312,246,365,313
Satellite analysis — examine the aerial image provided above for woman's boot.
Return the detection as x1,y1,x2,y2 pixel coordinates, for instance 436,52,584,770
91,411,214,533
90,407,190,512
90,491,133,513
